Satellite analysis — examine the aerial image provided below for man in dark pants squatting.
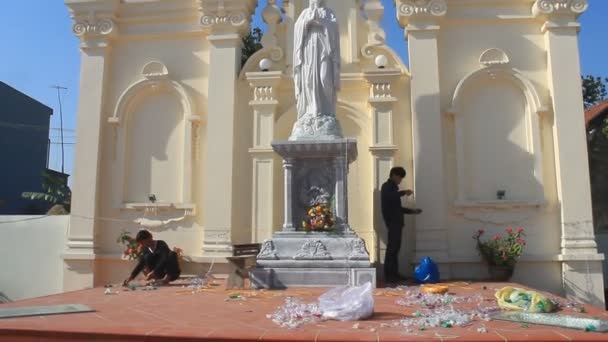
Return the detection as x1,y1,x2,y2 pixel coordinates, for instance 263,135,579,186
381,167,422,284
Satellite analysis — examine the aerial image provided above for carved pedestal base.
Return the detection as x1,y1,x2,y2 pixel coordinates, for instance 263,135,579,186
251,232,376,288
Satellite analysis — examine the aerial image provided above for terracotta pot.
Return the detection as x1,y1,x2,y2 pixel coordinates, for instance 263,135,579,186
488,265,514,281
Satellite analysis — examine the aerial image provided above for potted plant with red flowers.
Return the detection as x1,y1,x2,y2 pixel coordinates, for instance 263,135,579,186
117,230,143,261
473,227,526,281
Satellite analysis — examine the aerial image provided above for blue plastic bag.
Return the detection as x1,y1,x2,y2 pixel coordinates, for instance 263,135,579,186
414,257,440,284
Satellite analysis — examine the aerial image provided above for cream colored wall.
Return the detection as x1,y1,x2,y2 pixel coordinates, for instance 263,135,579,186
437,5,561,292
63,1,212,287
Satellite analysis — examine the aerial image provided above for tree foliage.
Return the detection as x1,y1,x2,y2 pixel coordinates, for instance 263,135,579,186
22,170,71,213
582,75,608,109
241,27,263,68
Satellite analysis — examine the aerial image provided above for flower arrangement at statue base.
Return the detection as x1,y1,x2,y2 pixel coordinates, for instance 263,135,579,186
302,203,336,232
117,230,143,261
473,227,526,281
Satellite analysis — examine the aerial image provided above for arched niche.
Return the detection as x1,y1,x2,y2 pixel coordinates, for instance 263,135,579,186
446,65,547,207
108,61,201,211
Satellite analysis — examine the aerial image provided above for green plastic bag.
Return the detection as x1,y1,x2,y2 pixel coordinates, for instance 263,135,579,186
495,286,554,313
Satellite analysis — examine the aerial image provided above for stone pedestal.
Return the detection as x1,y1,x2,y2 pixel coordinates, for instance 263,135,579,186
251,139,376,288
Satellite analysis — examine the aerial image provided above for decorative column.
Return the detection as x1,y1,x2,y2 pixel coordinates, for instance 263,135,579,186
63,1,119,291
533,0,605,307
334,156,351,231
247,71,283,241
395,0,450,273
364,69,400,263
282,158,295,232
200,0,257,256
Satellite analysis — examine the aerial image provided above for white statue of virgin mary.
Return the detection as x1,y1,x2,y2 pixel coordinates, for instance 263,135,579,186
290,0,343,141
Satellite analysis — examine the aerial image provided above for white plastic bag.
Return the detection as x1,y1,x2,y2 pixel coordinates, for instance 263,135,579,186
318,282,374,321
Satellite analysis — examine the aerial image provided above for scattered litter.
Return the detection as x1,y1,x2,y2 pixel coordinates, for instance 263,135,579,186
188,277,207,290
492,311,608,332
141,286,157,291
476,325,488,333
397,308,473,330
352,323,360,329
396,287,485,309
369,327,376,332
104,288,117,295
266,297,322,329
226,294,245,301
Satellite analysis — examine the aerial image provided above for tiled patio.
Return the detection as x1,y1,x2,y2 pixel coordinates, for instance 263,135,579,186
0,280,606,341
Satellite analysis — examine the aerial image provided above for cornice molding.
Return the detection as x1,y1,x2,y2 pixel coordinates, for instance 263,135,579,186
532,0,588,18
395,0,447,27
199,0,256,36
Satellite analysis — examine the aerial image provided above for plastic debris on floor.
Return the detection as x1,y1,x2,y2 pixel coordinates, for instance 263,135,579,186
266,297,322,329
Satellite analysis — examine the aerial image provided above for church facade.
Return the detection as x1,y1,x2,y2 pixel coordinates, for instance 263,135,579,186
63,0,605,306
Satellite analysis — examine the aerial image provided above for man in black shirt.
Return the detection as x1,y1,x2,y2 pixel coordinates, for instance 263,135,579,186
381,167,422,284
122,230,181,286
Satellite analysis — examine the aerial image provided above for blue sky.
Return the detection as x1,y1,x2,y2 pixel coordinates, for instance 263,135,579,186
1,0,606,180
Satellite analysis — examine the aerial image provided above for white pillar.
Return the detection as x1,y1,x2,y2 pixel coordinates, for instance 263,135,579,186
282,159,295,232
533,0,605,307
364,69,401,263
247,71,283,242
200,0,257,256
63,1,119,291
395,0,450,274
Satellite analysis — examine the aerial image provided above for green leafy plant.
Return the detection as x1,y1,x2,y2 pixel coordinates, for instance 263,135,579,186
473,227,526,267
21,170,71,213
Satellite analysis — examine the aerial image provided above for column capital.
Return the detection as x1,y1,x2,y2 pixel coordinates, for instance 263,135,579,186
395,0,447,28
532,0,588,18
532,0,588,33
66,1,120,50
199,0,257,37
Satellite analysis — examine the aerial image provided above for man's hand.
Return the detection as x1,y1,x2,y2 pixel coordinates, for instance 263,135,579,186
145,272,156,281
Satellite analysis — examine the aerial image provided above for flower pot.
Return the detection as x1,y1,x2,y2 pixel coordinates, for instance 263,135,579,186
488,265,514,281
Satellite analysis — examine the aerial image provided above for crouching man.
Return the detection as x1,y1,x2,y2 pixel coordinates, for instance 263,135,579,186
123,230,181,286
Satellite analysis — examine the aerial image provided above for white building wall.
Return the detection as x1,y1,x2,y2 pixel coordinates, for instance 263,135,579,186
0,216,68,301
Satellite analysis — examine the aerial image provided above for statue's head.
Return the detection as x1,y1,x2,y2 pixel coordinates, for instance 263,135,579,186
310,0,326,8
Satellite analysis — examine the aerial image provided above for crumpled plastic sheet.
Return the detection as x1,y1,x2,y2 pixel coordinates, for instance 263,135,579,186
266,297,322,329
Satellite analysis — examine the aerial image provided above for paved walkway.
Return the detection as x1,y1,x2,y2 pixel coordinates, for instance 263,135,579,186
0,281,606,341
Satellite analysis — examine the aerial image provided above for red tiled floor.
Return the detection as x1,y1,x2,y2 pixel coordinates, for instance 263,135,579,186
0,281,606,341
